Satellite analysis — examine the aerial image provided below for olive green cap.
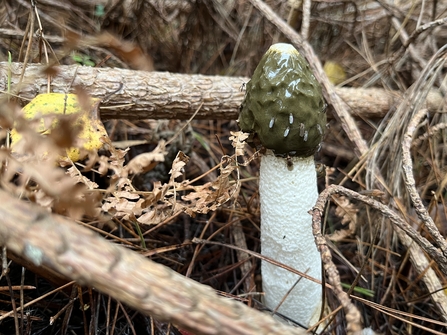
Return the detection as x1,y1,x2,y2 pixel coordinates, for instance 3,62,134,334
238,43,326,157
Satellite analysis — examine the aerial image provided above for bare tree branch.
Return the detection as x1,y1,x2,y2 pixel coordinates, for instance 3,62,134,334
0,62,443,121
0,190,308,335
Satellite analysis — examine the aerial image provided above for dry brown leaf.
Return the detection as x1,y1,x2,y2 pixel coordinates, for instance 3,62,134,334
181,156,238,214
102,177,173,225
67,166,99,190
102,197,146,220
136,210,157,224
113,191,140,200
103,143,240,225
169,151,189,182
136,208,172,225
329,195,359,241
1,119,101,219
229,131,249,157
32,189,54,210
124,141,166,176
93,145,130,180
90,32,154,71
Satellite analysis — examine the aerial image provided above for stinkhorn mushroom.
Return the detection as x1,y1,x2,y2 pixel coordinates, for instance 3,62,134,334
238,43,326,328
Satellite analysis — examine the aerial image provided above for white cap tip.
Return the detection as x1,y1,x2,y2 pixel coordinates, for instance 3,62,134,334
268,43,299,55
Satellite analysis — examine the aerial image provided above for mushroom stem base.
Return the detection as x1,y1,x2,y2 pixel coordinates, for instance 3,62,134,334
260,152,322,328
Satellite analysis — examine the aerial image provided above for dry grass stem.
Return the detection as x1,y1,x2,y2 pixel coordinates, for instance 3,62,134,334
312,183,447,333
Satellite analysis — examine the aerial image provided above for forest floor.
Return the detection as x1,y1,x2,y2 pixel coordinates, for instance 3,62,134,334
1,1,447,334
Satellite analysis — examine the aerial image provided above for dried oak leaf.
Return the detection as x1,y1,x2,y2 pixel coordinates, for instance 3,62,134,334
181,157,238,214
169,151,189,182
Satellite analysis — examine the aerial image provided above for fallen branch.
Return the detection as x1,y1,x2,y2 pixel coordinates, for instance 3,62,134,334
0,190,308,335
0,62,443,121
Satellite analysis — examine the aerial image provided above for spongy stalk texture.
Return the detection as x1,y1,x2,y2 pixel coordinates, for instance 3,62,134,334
260,152,322,327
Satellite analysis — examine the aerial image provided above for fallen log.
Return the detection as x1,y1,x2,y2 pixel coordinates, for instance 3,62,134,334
0,62,444,120
0,189,308,335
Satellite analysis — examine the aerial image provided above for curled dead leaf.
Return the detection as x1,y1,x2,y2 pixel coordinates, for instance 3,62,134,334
169,151,189,182
229,131,249,157
124,141,166,176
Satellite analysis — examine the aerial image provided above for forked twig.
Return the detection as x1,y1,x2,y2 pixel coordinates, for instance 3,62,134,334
311,184,447,333
313,185,447,278
365,43,447,322
406,17,447,48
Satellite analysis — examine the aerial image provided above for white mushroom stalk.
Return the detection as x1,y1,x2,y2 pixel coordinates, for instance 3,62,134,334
260,153,322,326
238,43,326,328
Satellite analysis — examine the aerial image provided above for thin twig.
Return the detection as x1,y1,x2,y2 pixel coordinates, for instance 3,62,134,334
301,0,311,40
365,43,447,323
413,122,447,147
391,16,447,67
192,238,326,287
311,186,364,334
405,16,447,49
311,183,447,333
401,108,447,256
313,185,447,277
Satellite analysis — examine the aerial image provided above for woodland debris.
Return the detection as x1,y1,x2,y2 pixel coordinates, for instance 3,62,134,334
0,189,309,335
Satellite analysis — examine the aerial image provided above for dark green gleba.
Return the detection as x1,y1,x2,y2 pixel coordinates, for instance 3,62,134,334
238,43,326,157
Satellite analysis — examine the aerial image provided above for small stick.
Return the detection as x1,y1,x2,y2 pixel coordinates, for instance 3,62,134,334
301,0,311,40
401,108,447,257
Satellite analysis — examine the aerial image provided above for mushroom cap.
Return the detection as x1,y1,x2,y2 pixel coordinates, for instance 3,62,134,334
238,43,326,157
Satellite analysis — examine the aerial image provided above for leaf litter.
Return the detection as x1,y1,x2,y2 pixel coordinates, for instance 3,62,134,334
0,90,246,231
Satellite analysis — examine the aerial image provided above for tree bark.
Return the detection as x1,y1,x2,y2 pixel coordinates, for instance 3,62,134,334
0,62,443,121
0,190,308,335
